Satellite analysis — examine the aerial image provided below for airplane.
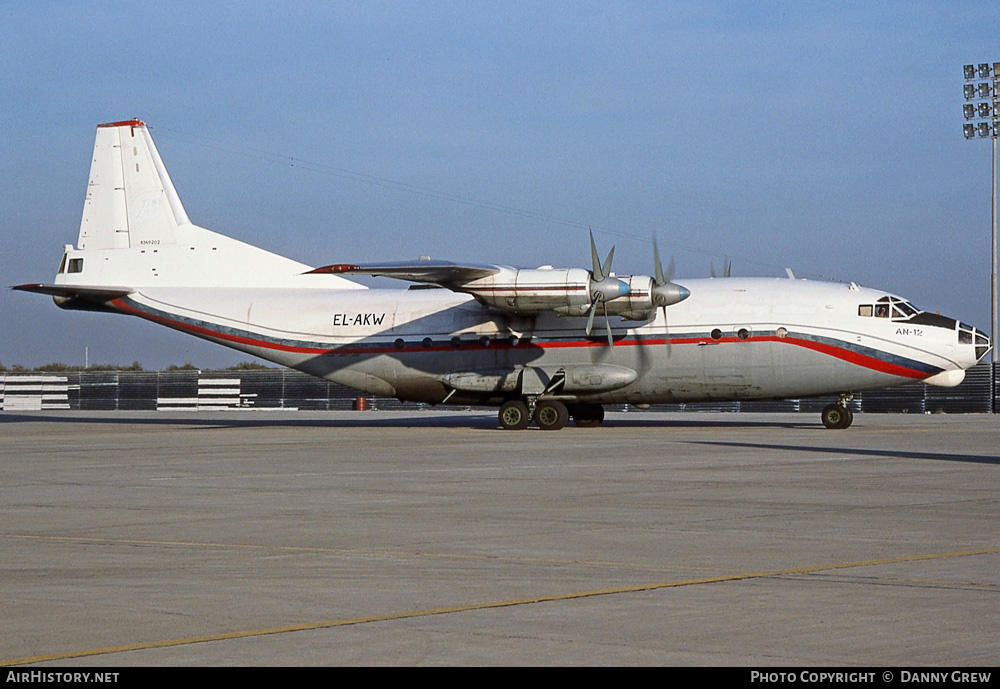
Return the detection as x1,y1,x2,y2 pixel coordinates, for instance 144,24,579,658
13,120,993,430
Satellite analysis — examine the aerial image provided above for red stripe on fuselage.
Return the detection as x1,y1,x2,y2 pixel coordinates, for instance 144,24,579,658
111,298,331,354
534,335,929,378
111,299,932,379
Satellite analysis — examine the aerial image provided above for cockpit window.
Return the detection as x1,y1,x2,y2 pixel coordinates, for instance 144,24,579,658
858,296,919,320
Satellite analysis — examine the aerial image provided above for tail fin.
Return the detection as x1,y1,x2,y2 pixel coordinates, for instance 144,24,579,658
50,120,362,291
79,119,189,250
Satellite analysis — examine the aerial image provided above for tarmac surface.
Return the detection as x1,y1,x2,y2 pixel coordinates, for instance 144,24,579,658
1,410,997,666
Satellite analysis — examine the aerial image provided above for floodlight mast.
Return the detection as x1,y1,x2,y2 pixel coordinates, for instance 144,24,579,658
963,63,999,368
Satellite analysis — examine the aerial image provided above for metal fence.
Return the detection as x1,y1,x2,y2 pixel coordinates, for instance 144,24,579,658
1,362,997,413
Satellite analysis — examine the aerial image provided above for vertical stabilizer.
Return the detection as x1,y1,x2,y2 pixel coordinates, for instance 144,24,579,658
59,119,363,290
78,119,190,250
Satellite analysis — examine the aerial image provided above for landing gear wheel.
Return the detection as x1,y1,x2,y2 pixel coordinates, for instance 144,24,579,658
534,400,569,431
840,405,854,428
499,400,531,430
570,404,605,427
821,404,853,429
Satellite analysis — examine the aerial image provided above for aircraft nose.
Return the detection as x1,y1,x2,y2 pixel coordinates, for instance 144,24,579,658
974,328,991,362
960,322,992,363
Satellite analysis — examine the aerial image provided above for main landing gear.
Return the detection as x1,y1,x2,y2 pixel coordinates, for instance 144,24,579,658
498,400,532,430
821,394,855,429
498,400,605,430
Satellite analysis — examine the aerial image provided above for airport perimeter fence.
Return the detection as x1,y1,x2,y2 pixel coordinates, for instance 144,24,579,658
1,362,996,414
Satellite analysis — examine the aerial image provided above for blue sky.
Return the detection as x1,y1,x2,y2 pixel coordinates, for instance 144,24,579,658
2,1,998,369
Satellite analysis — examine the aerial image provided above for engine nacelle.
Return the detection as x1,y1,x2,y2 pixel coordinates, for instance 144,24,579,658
464,267,610,315
602,275,691,320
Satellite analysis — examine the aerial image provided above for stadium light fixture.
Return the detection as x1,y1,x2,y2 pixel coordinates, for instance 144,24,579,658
962,62,999,370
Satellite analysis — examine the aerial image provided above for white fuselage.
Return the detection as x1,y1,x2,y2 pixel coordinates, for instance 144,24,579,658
106,277,983,405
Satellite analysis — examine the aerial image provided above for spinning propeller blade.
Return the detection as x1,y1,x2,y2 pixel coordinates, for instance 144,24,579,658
586,230,630,346
652,235,692,357
710,258,732,278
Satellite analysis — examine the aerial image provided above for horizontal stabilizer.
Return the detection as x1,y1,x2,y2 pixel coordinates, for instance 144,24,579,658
12,283,133,313
12,283,132,300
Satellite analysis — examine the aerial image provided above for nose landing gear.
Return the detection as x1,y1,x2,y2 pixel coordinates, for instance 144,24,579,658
821,394,855,429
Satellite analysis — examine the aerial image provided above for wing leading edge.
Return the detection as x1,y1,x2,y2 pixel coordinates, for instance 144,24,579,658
307,260,502,286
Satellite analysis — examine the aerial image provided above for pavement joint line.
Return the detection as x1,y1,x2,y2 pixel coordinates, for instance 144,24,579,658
3,545,997,667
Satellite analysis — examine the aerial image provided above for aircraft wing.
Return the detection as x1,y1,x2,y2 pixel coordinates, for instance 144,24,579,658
307,260,502,287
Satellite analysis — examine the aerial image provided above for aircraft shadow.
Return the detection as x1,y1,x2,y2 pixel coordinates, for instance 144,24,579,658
1,411,814,431
0,411,495,430
691,440,1000,466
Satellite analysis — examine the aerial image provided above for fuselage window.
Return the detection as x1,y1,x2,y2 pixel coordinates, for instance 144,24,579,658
67,258,84,273
57,254,68,274
858,305,873,317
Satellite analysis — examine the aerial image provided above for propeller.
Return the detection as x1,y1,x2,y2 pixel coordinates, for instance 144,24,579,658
586,230,630,346
710,257,732,278
651,237,691,357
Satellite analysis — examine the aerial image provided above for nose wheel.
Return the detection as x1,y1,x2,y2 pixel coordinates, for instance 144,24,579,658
821,403,854,429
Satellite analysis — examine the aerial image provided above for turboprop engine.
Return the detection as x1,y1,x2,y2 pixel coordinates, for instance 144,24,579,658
310,230,634,319
456,266,630,317
309,232,689,344
598,237,690,321
604,274,691,321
